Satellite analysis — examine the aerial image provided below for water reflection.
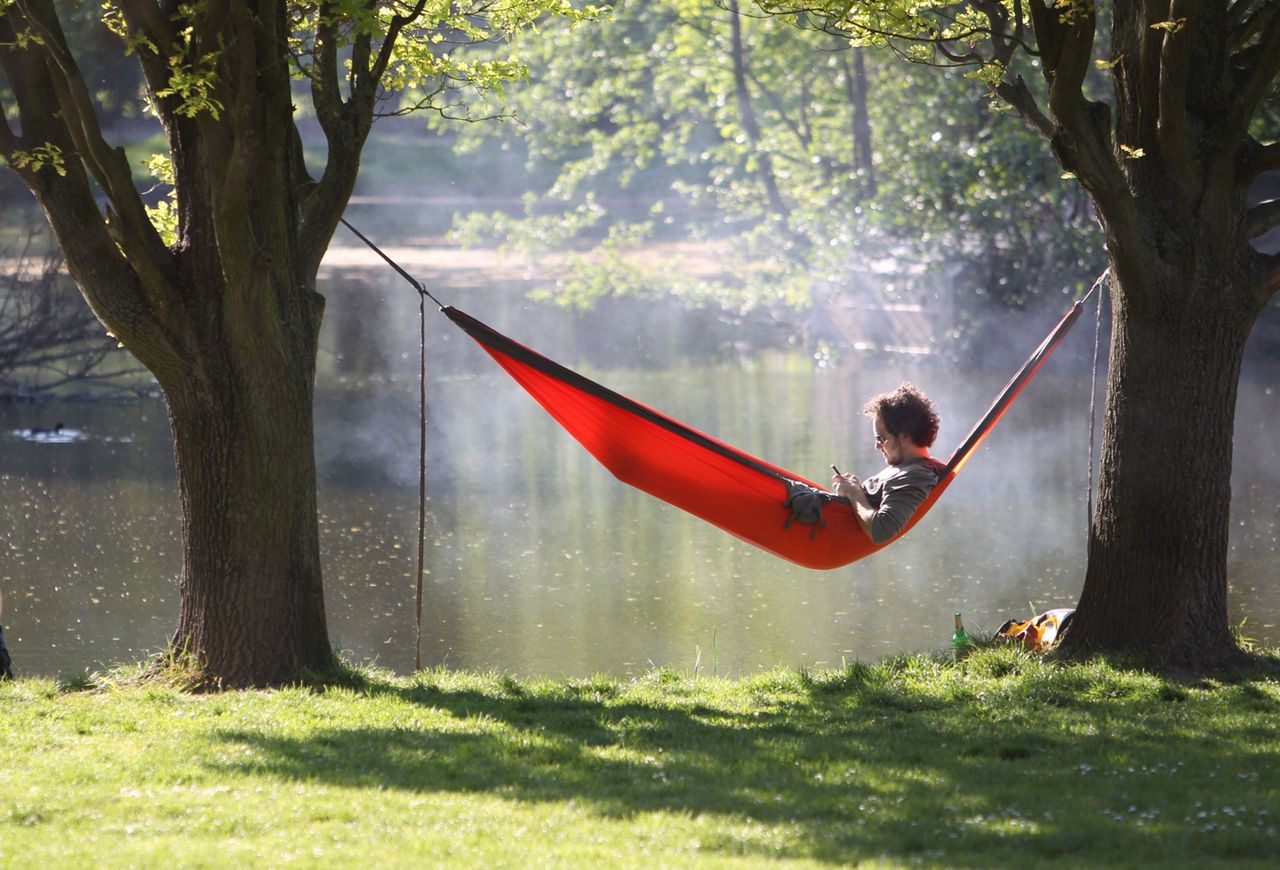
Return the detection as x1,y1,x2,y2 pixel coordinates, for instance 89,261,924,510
1,272,1277,678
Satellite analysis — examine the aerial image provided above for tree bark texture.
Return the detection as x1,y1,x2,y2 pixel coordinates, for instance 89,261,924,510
165,301,330,686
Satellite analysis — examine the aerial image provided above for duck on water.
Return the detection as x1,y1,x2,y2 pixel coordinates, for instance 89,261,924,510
9,422,79,442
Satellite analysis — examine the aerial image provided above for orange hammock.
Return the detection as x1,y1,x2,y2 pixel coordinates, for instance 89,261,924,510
444,295,1091,570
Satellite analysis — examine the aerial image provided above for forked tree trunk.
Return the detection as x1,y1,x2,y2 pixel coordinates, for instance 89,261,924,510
1062,250,1264,673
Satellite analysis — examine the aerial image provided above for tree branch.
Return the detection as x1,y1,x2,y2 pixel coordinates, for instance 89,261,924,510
115,0,180,87
311,0,344,136
115,0,177,46
221,0,263,199
1027,0,1128,203
367,0,430,89
13,0,173,289
1156,0,1199,194
1042,2,1095,131
301,0,376,275
1229,0,1276,49
1242,138,1280,178
967,0,1059,143
994,75,1056,140
1226,0,1280,146
350,0,375,101
0,5,181,370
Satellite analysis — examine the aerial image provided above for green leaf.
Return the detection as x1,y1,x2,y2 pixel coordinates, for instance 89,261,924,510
7,144,68,177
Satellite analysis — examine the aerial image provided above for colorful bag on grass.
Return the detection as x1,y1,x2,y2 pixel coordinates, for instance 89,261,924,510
997,608,1075,652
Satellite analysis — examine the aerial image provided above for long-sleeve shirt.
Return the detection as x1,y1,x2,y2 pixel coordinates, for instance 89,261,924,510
861,456,947,544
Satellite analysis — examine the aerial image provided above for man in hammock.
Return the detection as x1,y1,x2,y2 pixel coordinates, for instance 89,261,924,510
831,383,947,545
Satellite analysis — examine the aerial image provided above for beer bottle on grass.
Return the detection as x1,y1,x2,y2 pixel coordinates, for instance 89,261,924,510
952,612,971,659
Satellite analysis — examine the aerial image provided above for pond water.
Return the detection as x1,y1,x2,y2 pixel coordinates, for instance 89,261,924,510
2,265,1278,678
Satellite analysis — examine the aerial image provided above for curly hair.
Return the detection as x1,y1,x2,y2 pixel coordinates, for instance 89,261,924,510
863,382,940,448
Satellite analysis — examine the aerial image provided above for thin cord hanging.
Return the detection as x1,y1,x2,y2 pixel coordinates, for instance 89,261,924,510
416,292,427,671
339,217,438,672
1086,268,1110,539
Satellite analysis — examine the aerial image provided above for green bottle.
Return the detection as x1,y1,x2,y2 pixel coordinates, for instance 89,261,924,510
952,612,971,659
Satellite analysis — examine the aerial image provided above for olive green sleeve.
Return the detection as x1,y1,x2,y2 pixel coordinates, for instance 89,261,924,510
867,464,939,544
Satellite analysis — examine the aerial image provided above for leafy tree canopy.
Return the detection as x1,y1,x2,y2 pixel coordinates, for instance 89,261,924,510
449,0,1104,352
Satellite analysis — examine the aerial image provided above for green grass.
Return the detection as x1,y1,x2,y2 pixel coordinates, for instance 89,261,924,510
2,649,1279,868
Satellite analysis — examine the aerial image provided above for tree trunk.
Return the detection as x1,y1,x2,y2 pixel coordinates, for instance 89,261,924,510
163,276,331,688
848,48,876,199
1062,249,1263,673
726,0,791,223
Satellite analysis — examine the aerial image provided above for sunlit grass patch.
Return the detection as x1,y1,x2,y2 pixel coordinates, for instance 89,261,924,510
2,653,1278,867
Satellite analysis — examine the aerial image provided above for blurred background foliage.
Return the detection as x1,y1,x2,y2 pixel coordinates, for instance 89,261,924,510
6,0,1280,372
445,0,1110,359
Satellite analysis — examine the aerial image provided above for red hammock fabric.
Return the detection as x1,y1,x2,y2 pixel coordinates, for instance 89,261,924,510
445,300,1086,570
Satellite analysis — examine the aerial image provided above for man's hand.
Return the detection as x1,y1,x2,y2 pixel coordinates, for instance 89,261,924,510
831,472,861,500
832,471,878,538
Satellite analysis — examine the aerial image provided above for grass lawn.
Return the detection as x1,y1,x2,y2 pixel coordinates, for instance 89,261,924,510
2,648,1278,868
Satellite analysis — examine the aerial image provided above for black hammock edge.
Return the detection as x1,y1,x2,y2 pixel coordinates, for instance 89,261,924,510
443,306,801,487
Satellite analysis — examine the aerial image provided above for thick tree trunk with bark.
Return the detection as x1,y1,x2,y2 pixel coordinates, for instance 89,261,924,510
164,279,330,686
1066,262,1261,672
154,94,336,685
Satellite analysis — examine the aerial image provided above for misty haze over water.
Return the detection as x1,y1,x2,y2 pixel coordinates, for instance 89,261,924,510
2,241,1277,679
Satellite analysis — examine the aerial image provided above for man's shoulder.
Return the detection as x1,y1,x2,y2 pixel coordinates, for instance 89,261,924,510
891,457,945,486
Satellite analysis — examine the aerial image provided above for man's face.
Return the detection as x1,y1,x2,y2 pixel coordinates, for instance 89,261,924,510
873,414,907,465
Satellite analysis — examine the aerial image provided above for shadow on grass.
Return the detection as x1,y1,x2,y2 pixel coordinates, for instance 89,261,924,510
209,662,1280,866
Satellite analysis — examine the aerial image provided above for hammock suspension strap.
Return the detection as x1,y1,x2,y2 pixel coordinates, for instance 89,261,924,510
340,218,446,310
1086,268,1110,540
340,218,434,670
